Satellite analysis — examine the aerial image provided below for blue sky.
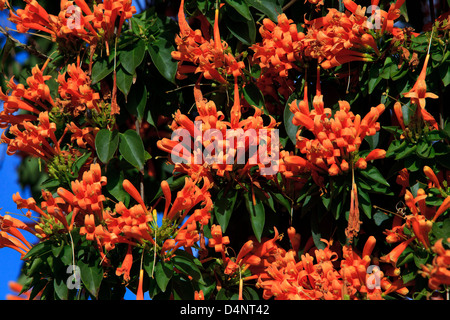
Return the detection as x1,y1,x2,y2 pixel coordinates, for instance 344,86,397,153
0,0,151,300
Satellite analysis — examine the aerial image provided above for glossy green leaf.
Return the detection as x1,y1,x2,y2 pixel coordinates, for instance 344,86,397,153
119,130,146,170
120,39,146,75
91,56,115,84
440,62,450,86
225,8,256,45
77,259,103,298
125,81,148,122
54,277,69,300
214,188,238,232
172,250,204,283
368,64,382,94
243,82,266,113
244,192,265,242
225,0,252,20
116,66,134,96
284,92,301,145
105,167,130,206
155,260,174,292
147,35,177,83
359,165,390,187
95,129,119,164
245,0,282,21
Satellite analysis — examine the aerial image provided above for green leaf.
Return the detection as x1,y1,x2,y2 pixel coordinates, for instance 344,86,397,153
172,250,204,284
71,152,92,176
284,92,301,145
91,56,115,84
413,249,430,268
105,167,130,206
311,212,326,250
243,82,265,112
147,35,177,83
225,8,256,45
245,0,282,21
125,81,148,122
120,39,146,75
155,260,173,292
380,56,399,80
439,62,450,87
116,66,134,97
416,140,434,159
432,219,450,239
77,259,103,298
270,191,291,213
214,188,238,232
54,277,69,300
225,0,252,21
358,187,372,219
373,210,390,226
60,245,74,266
368,64,382,94
358,165,390,187
395,144,417,160
95,129,119,164
119,130,146,170
365,132,379,149
0,37,15,73
23,241,51,260
244,192,265,242
51,243,64,258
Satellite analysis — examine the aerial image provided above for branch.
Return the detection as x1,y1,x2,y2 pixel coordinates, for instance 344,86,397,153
0,26,52,61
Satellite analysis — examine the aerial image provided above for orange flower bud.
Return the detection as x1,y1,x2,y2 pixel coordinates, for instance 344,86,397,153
423,166,441,189
355,158,367,170
362,236,376,258
365,149,386,162
340,159,349,172
433,196,450,222
123,179,148,216
136,269,144,300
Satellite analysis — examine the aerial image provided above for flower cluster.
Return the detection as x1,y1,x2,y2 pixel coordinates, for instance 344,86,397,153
302,1,378,69
157,79,279,183
171,0,245,84
8,0,136,53
420,239,450,290
287,69,385,177
250,14,305,112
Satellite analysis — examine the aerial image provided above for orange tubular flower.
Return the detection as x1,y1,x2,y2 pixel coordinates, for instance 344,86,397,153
408,215,432,249
194,290,205,300
380,236,416,267
208,224,230,258
57,63,100,115
116,244,134,282
122,179,149,215
289,78,385,178
171,0,244,84
380,0,405,34
255,231,384,300
79,214,96,241
0,62,54,128
420,239,450,290
393,101,406,133
303,7,377,70
136,269,145,300
434,196,450,222
423,166,442,190
402,52,439,130
57,163,107,227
